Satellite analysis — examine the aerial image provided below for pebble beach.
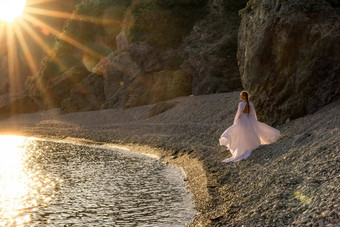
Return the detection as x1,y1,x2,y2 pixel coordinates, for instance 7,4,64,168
0,91,339,226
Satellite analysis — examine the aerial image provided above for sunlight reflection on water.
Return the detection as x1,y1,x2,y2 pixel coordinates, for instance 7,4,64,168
0,136,62,226
0,136,195,226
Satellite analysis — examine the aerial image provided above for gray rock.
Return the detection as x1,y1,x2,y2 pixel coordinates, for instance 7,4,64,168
238,0,340,125
318,219,325,226
181,0,247,95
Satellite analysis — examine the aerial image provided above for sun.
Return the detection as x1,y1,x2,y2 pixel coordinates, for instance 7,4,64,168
0,0,107,105
0,0,27,23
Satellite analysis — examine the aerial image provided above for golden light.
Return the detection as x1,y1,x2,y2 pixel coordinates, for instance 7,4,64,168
0,0,109,107
0,0,27,23
0,136,56,226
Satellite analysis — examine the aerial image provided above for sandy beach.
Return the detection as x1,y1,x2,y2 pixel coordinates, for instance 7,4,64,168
0,91,339,226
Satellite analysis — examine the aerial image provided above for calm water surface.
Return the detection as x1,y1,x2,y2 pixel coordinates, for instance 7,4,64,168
0,136,195,226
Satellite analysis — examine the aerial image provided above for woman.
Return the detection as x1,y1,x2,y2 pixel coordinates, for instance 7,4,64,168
219,91,280,162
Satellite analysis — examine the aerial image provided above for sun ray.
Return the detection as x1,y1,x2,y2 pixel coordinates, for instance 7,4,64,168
12,22,38,75
26,0,59,6
25,7,114,25
6,25,20,114
20,15,104,109
0,24,6,51
18,19,67,71
22,14,103,60
1,1,109,111
16,19,61,109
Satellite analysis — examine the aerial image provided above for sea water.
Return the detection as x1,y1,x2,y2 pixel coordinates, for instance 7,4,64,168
0,136,195,226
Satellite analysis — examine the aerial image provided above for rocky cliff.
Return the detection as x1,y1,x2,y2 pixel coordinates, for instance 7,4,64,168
238,0,340,125
27,0,247,111
4,0,338,126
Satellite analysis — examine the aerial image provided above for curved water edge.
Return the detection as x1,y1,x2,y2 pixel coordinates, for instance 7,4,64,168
0,135,196,226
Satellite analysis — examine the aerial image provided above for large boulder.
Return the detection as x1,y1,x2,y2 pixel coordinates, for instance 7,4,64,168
238,0,340,125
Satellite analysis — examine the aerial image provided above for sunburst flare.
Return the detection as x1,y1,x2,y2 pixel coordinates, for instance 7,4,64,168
0,0,110,112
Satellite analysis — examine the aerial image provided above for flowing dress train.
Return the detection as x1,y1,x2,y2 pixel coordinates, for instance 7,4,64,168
219,101,280,162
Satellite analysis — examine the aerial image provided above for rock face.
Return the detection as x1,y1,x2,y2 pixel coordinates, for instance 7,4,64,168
61,73,105,113
122,0,208,49
93,49,142,108
27,0,248,113
49,65,90,103
238,0,340,125
93,48,191,109
0,58,9,96
0,92,40,119
28,64,106,112
182,0,247,94
124,69,192,108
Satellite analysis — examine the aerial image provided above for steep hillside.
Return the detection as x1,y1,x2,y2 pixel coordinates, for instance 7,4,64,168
27,0,247,112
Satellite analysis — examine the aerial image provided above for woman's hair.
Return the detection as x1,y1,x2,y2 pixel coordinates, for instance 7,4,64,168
241,91,250,116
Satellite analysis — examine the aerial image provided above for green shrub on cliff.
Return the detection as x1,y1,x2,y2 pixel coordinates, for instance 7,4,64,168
124,0,208,48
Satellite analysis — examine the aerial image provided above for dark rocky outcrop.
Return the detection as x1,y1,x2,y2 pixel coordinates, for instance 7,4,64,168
94,49,191,109
26,0,246,113
49,65,90,102
93,49,143,108
61,73,105,112
124,69,192,108
122,0,208,49
0,57,9,96
181,0,247,94
122,0,246,95
27,65,95,110
238,0,340,125
0,92,40,119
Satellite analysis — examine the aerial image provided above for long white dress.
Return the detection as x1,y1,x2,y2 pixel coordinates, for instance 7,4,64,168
219,101,280,162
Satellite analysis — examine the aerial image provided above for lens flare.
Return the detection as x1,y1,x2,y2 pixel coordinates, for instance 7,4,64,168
0,0,27,23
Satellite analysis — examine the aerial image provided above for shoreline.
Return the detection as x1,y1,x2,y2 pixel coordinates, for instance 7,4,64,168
0,132,211,226
1,91,339,226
